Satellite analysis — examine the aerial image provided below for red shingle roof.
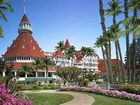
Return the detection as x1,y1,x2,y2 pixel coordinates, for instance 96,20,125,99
65,39,71,49
3,32,45,58
21,14,29,23
52,50,62,58
98,59,121,75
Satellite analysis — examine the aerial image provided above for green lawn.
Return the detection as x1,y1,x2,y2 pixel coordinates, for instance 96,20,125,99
87,93,140,105
26,93,73,105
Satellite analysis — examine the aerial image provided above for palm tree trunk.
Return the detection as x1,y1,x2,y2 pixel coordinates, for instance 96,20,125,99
131,9,137,82
99,0,112,83
115,41,121,82
101,45,110,82
117,40,125,82
124,0,130,82
113,14,124,82
46,67,48,85
132,37,136,82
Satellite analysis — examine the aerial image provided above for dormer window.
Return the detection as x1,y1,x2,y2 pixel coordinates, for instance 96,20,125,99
22,45,26,49
12,45,16,49
33,46,35,50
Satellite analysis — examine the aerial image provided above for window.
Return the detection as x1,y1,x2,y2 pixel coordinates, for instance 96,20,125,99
32,46,35,50
48,72,52,77
22,45,26,49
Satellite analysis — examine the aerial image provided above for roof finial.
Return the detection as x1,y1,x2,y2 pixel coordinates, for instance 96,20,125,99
24,0,26,14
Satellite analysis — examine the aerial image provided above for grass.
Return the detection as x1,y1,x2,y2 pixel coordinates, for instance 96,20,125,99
87,93,140,105
26,93,73,105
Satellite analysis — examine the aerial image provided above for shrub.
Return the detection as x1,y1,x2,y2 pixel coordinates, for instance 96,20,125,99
0,84,32,105
118,85,140,94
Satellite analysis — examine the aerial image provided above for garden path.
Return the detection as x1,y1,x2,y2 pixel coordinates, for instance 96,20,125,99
22,90,95,105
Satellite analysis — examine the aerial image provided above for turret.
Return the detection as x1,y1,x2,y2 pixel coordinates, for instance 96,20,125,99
18,14,32,34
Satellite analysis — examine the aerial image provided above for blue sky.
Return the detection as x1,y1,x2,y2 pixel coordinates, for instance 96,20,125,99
0,0,131,61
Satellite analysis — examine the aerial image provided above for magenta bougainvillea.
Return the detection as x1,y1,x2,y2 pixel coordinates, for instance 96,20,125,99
0,84,32,105
60,86,140,102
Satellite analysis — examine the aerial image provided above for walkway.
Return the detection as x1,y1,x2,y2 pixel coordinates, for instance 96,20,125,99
22,90,95,105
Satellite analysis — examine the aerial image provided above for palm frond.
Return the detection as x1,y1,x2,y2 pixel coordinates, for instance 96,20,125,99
0,10,7,21
0,26,3,36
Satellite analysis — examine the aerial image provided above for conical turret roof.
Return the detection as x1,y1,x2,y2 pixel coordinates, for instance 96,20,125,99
65,39,71,49
21,14,29,23
3,14,45,58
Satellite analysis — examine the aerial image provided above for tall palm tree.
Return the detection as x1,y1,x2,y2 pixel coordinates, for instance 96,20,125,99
98,0,112,83
43,56,55,84
0,0,13,36
18,64,33,78
55,41,65,51
129,0,139,82
124,0,131,82
106,0,125,82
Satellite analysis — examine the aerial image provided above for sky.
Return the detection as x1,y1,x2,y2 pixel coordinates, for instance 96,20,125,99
0,0,131,61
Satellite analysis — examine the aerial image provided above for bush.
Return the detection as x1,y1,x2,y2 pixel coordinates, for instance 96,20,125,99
118,85,140,94
47,83,59,89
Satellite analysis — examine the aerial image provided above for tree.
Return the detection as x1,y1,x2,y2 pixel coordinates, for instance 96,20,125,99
43,56,55,84
106,0,125,82
124,0,131,82
0,0,13,36
5,64,14,88
81,47,95,57
55,41,65,51
98,0,112,83
18,63,33,78
32,58,44,77
55,66,83,84
0,58,5,76
129,0,139,82
65,45,75,59
95,35,111,83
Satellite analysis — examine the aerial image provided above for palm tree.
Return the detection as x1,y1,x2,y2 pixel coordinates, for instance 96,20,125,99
55,41,65,51
18,64,33,78
129,0,139,82
43,56,55,84
121,0,140,82
106,0,125,82
95,35,111,83
65,45,76,59
0,58,5,76
98,0,112,83
0,0,13,36
124,0,131,82
32,58,44,77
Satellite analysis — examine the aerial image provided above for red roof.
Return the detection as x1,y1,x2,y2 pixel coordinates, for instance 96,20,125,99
5,62,32,70
5,63,56,72
3,32,45,58
65,39,71,49
98,59,122,75
47,66,57,71
52,50,62,58
21,14,29,23
75,55,83,62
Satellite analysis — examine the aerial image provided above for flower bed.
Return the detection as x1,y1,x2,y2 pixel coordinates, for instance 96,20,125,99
60,86,140,102
0,84,32,105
